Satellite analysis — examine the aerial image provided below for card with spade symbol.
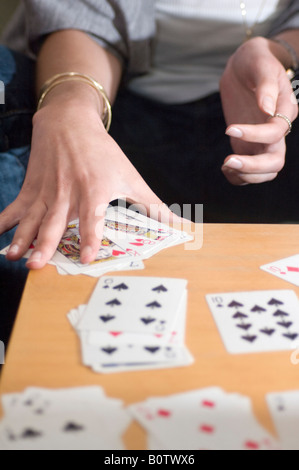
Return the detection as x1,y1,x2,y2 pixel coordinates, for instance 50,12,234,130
77,276,188,336
0,386,130,450
206,290,299,354
77,291,188,367
266,390,299,450
67,276,192,372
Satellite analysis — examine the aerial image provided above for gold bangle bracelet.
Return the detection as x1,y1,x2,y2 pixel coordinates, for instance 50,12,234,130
37,72,112,132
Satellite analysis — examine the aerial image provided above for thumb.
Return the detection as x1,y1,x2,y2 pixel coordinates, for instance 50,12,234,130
255,75,280,117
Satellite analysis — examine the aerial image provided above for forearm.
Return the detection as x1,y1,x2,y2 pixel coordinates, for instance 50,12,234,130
36,29,123,112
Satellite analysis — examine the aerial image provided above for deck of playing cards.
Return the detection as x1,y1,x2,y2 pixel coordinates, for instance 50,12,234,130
129,387,280,450
67,276,194,373
0,205,193,277
0,386,130,450
266,390,299,450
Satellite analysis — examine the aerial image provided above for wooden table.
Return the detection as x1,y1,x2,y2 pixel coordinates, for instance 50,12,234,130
1,224,299,449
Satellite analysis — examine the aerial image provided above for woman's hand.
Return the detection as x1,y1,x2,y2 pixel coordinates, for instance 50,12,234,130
0,85,176,269
220,36,298,186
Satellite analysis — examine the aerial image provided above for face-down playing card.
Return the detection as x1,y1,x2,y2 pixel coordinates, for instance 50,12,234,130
206,290,299,354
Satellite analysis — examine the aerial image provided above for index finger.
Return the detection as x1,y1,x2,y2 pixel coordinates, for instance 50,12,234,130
26,206,69,269
227,74,298,144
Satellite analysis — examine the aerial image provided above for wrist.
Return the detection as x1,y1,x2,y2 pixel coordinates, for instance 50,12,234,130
37,73,112,131
37,80,104,114
268,38,298,72
33,86,106,132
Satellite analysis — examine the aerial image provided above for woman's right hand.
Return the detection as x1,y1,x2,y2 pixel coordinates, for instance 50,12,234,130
0,83,175,269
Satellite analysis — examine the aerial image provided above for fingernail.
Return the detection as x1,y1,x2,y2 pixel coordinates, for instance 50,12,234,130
8,244,20,256
223,158,243,170
226,127,243,138
263,97,275,116
27,251,42,264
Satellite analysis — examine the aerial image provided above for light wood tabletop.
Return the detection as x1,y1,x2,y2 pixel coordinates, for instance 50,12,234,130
1,223,299,449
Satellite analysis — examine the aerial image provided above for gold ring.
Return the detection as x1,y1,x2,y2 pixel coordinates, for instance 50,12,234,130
272,113,292,136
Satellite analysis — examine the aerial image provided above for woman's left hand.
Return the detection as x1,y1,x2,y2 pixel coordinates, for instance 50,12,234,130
220,36,298,186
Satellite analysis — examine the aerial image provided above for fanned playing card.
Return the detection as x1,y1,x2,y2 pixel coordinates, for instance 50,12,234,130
129,388,280,450
206,290,299,354
0,386,130,450
0,205,192,277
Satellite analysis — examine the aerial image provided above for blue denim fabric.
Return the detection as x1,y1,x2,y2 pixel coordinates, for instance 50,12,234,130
0,45,16,85
0,146,30,248
0,46,35,152
0,148,30,354
0,46,34,352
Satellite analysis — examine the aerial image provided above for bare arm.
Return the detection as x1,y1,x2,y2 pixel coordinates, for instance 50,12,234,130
36,29,122,104
1,30,174,268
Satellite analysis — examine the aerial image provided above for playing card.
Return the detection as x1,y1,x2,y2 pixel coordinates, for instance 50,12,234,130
0,242,62,268
86,289,187,347
104,218,172,240
81,334,186,367
129,388,279,450
1,386,106,418
266,390,299,450
105,228,178,260
206,290,299,354
77,276,188,336
0,206,192,278
261,255,299,287
80,260,145,278
68,290,193,372
0,386,130,450
106,206,193,251
81,322,187,367
0,243,35,259
91,348,194,374
1,393,23,416
106,205,173,232
54,221,134,275
0,410,121,450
